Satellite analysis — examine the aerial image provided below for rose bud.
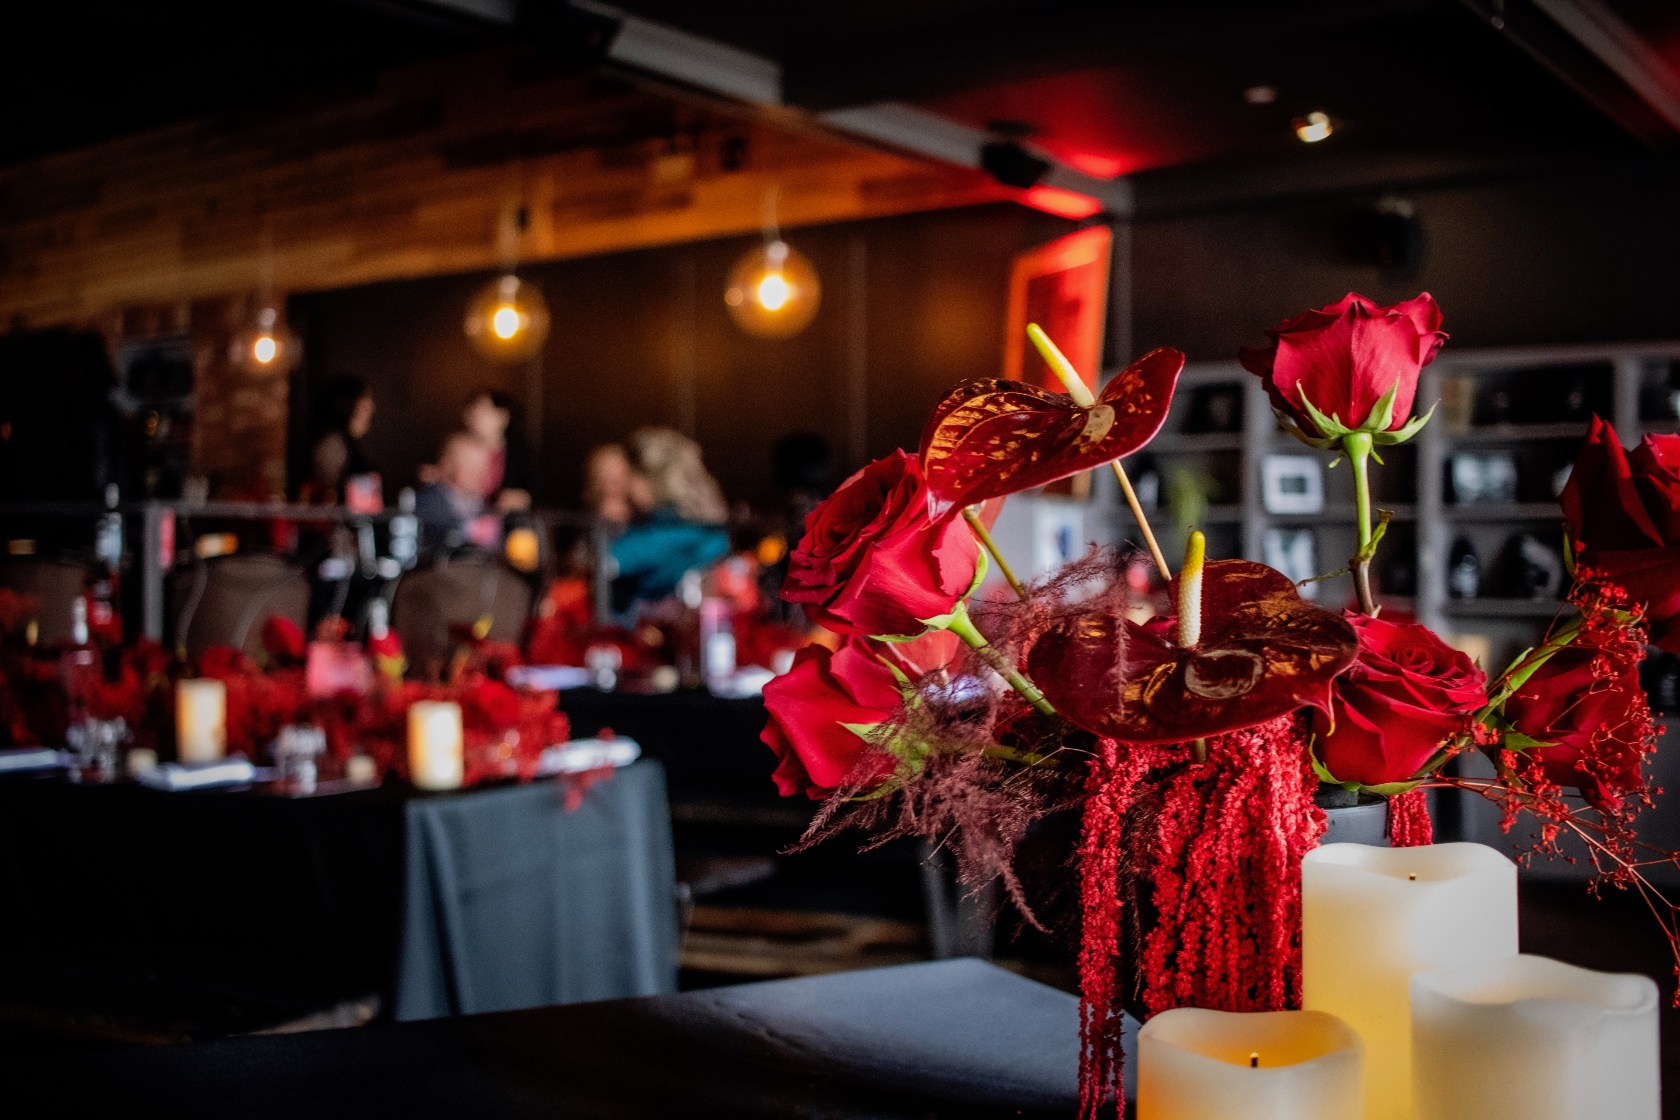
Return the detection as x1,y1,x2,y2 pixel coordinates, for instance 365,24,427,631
1240,292,1448,449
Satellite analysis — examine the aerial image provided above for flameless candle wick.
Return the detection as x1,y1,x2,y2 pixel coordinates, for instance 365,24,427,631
1026,321,1172,580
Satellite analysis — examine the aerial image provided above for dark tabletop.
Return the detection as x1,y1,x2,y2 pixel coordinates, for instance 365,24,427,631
4,959,1080,1119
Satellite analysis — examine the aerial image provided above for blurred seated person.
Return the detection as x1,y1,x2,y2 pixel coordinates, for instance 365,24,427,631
303,375,380,508
415,430,502,553
463,389,532,512
583,443,647,528
607,428,730,615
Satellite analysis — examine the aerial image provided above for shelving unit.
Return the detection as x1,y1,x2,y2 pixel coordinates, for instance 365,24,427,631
1087,343,1680,667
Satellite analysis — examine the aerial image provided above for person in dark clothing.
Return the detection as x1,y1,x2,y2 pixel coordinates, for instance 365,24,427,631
462,389,532,512
304,375,378,505
414,430,501,553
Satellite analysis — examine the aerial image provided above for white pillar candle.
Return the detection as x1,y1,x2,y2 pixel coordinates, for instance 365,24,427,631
407,700,463,791
1138,1008,1363,1120
1302,842,1518,1120
1411,954,1659,1120
175,678,227,764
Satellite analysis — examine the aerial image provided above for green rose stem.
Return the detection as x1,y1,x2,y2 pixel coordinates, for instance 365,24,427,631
1027,322,1173,581
1344,430,1380,617
1178,530,1210,764
945,604,1056,717
962,505,1025,599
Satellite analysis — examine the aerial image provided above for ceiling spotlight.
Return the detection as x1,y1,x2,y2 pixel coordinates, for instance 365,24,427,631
1293,111,1334,143
1244,85,1278,105
464,273,550,363
725,239,821,339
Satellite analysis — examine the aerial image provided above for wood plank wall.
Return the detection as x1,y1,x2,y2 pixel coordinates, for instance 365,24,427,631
0,47,1003,498
0,48,1003,328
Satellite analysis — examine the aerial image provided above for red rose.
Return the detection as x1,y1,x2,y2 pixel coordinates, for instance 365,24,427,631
1312,614,1485,788
461,678,523,731
1505,631,1651,812
1562,419,1680,652
1240,293,1447,444
782,450,981,638
760,639,901,799
261,615,306,663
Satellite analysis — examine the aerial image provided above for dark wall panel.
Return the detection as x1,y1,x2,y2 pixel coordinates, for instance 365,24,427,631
292,203,1073,508
1133,158,1680,360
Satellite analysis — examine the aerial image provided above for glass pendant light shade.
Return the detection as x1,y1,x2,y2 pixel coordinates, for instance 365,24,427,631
725,240,821,339
230,305,299,374
465,273,550,363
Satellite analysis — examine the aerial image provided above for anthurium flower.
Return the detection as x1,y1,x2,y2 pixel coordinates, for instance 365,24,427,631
1239,293,1447,448
1026,552,1356,744
918,347,1184,517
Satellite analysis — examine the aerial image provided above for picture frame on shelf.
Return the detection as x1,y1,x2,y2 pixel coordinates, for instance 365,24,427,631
1261,454,1325,515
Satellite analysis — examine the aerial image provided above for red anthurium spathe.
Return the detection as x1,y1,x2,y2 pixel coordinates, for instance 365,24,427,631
1027,552,1357,744
918,347,1184,517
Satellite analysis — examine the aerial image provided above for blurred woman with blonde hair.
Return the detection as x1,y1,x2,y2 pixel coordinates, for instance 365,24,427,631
627,427,727,525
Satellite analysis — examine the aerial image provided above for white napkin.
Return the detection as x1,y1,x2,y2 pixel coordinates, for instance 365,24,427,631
536,737,641,776
505,665,592,691
710,666,776,699
136,757,258,791
0,747,69,773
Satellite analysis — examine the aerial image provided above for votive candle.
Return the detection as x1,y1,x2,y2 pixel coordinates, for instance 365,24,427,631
1411,954,1659,1120
175,678,227,764
1302,842,1518,1120
407,700,463,790
1137,1007,1362,1120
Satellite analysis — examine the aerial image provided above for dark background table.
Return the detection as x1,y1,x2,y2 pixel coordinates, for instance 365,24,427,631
0,760,675,1043
1,959,1081,1119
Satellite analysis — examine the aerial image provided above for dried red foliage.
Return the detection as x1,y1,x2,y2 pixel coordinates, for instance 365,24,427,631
1387,788,1434,847
1076,714,1325,1118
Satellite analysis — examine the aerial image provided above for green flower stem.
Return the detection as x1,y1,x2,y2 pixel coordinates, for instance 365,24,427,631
1344,430,1379,617
962,506,1024,599
946,605,1056,716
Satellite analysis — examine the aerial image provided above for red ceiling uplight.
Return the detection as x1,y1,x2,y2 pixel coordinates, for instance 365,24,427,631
1061,151,1130,179
1021,185,1104,219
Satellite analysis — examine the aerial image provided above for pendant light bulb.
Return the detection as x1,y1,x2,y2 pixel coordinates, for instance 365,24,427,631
725,239,820,339
231,304,298,373
465,273,550,363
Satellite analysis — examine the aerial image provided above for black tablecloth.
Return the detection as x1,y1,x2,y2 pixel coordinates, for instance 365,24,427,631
0,761,675,1034
3,959,1080,1119
560,689,773,802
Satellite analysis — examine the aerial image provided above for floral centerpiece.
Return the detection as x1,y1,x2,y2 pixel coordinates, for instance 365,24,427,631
760,293,1676,1117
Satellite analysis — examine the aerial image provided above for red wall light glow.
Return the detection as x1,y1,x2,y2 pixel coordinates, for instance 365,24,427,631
1021,186,1104,219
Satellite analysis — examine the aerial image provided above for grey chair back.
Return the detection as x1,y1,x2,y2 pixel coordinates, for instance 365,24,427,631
171,554,310,659
390,557,533,678
0,558,92,646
